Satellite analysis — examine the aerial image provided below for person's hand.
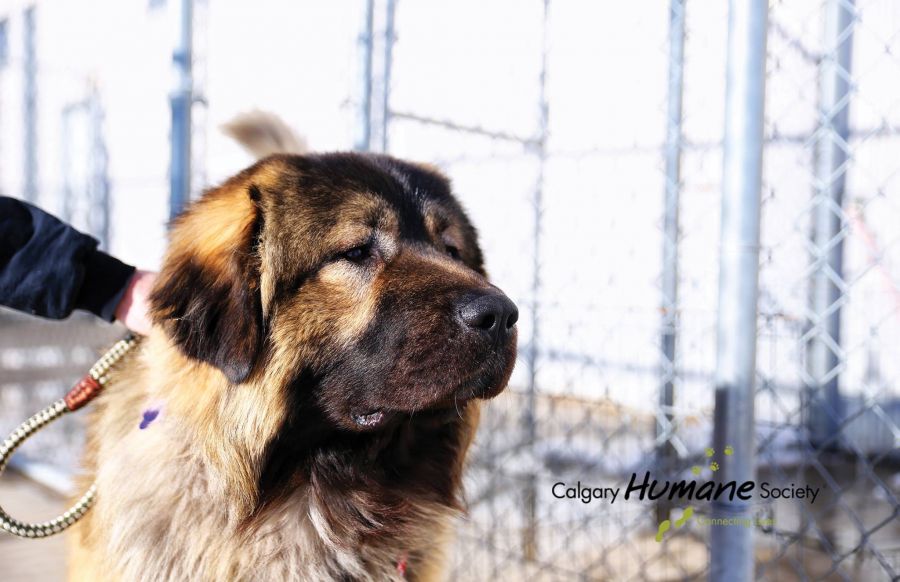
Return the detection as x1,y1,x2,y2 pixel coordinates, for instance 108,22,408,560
114,270,157,335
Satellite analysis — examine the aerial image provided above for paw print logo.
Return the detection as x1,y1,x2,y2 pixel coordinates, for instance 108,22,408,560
656,445,733,542
691,445,732,476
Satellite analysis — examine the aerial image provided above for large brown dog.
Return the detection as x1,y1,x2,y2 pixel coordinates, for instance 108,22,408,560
68,118,517,581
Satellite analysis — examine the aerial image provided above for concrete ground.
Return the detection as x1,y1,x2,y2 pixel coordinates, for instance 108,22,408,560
0,473,68,582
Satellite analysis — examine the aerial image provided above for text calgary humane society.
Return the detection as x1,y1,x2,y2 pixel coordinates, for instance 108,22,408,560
552,472,820,505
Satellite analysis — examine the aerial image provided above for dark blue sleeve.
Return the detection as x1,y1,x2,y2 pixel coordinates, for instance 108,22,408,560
0,196,135,321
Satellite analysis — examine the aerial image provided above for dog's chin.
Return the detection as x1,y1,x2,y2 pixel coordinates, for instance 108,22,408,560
348,401,469,432
347,373,509,431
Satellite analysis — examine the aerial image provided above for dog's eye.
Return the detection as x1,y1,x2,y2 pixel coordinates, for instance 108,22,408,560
341,243,374,264
445,245,461,260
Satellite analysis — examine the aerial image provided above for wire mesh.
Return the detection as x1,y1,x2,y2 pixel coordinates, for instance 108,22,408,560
374,1,900,579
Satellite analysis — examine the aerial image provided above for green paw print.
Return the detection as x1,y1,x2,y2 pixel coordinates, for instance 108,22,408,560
655,519,670,542
692,445,728,476
656,506,695,542
675,506,694,527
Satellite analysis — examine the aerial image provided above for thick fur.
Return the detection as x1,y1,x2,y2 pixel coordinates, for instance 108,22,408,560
68,118,516,581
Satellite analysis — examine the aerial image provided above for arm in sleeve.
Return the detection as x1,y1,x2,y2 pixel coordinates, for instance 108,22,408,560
0,196,135,321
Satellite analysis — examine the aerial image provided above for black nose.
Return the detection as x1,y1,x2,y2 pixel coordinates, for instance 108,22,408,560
457,290,519,341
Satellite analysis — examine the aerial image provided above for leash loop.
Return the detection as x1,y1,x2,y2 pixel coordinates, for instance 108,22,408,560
0,334,139,538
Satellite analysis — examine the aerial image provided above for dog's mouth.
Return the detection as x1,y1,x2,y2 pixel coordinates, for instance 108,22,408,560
350,403,470,429
350,373,506,429
352,410,386,427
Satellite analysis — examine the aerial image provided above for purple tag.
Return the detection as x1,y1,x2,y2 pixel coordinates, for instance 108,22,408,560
139,409,160,430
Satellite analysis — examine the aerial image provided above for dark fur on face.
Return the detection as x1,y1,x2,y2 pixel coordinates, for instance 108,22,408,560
148,152,518,570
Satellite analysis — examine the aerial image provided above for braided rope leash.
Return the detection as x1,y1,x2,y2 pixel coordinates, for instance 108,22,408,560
0,334,139,538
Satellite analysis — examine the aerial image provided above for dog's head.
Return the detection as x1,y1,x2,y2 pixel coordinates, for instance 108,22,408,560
150,153,517,433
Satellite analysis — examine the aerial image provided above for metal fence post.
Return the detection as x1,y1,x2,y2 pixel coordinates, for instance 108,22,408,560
805,0,854,449
23,7,37,203
657,0,686,524
525,0,550,460
355,0,395,153
90,90,111,250
355,0,375,152
379,0,396,153
710,0,767,580
522,0,550,563
169,0,193,220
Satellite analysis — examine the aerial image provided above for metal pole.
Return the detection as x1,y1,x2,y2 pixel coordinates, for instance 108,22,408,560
61,104,73,225
710,0,767,580
169,0,193,220
657,0,686,524
23,7,37,203
360,0,395,154
356,0,375,152
379,0,396,153
806,0,854,449
525,0,549,450
91,91,111,250
522,0,550,564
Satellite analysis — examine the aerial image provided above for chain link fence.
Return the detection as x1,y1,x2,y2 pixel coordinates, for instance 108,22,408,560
359,0,900,579
1,1,899,580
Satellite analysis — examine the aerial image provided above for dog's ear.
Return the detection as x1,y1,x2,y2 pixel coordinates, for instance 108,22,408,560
150,180,264,384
